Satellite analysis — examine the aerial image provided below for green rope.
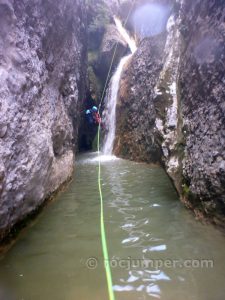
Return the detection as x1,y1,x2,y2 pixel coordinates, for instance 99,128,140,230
96,2,136,300
97,124,115,300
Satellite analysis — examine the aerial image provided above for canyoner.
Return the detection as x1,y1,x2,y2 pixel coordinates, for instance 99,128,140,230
96,2,137,299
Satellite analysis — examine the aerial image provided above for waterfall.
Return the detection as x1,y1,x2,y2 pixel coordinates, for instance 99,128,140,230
114,17,137,54
102,18,137,155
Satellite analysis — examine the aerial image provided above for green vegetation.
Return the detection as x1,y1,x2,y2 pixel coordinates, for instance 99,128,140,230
88,50,98,64
182,183,190,197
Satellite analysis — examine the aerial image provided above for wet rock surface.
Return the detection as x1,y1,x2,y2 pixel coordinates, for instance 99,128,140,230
114,35,166,162
114,0,225,229
0,0,87,240
179,0,225,227
96,23,128,81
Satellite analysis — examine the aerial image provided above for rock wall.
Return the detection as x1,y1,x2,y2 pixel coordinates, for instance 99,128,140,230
114,34,166,162
179,0,225,227
0,0,87,240
114,0,225,229
96,23,128,83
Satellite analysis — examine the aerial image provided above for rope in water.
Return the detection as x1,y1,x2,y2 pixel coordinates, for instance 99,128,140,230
96,2,136,300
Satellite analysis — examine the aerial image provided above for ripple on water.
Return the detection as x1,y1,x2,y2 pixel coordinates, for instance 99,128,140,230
121,218,149,231
122,236,140,246
146,284,161,298
151,271,171,282
113,285,134,292
143,244,167,253
1,152,225,300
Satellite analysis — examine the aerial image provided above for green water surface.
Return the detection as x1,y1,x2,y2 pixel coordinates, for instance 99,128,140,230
0,152,225,300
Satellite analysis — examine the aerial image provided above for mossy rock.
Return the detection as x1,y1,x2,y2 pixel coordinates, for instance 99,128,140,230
182,183,190,196
88,51,98,65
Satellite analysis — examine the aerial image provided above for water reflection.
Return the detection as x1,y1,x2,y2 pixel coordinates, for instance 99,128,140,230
0,153,224,300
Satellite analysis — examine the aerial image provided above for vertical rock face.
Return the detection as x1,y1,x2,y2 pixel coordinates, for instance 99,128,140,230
114,0,225,229
0,0,87,240
179,0,225,227
97,23,128,81
114,34,167,162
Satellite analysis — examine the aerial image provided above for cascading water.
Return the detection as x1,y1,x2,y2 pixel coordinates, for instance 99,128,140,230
102,17,137,155
114,17,137,54
102,55,131,155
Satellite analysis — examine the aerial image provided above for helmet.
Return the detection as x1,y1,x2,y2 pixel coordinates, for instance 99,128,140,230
92,106,98,112
86,109,90,114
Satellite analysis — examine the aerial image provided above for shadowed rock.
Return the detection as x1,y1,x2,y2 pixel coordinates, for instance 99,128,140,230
0,0,87,241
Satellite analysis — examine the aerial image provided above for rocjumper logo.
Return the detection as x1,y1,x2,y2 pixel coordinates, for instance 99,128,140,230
85,257,214,270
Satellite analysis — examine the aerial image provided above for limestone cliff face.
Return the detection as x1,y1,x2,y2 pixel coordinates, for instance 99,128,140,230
0,0,87,240
179,0,225,227
96,23,128,82
114,34,167,162
114,0,225,228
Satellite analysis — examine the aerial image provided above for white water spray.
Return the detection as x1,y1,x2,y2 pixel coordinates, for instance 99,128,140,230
114,17,137,54
102,18,137,155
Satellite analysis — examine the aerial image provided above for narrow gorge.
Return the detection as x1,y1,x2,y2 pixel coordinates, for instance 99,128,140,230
0,0,225,299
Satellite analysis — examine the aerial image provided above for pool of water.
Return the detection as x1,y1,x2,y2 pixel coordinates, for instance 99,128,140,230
0,152,225,300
